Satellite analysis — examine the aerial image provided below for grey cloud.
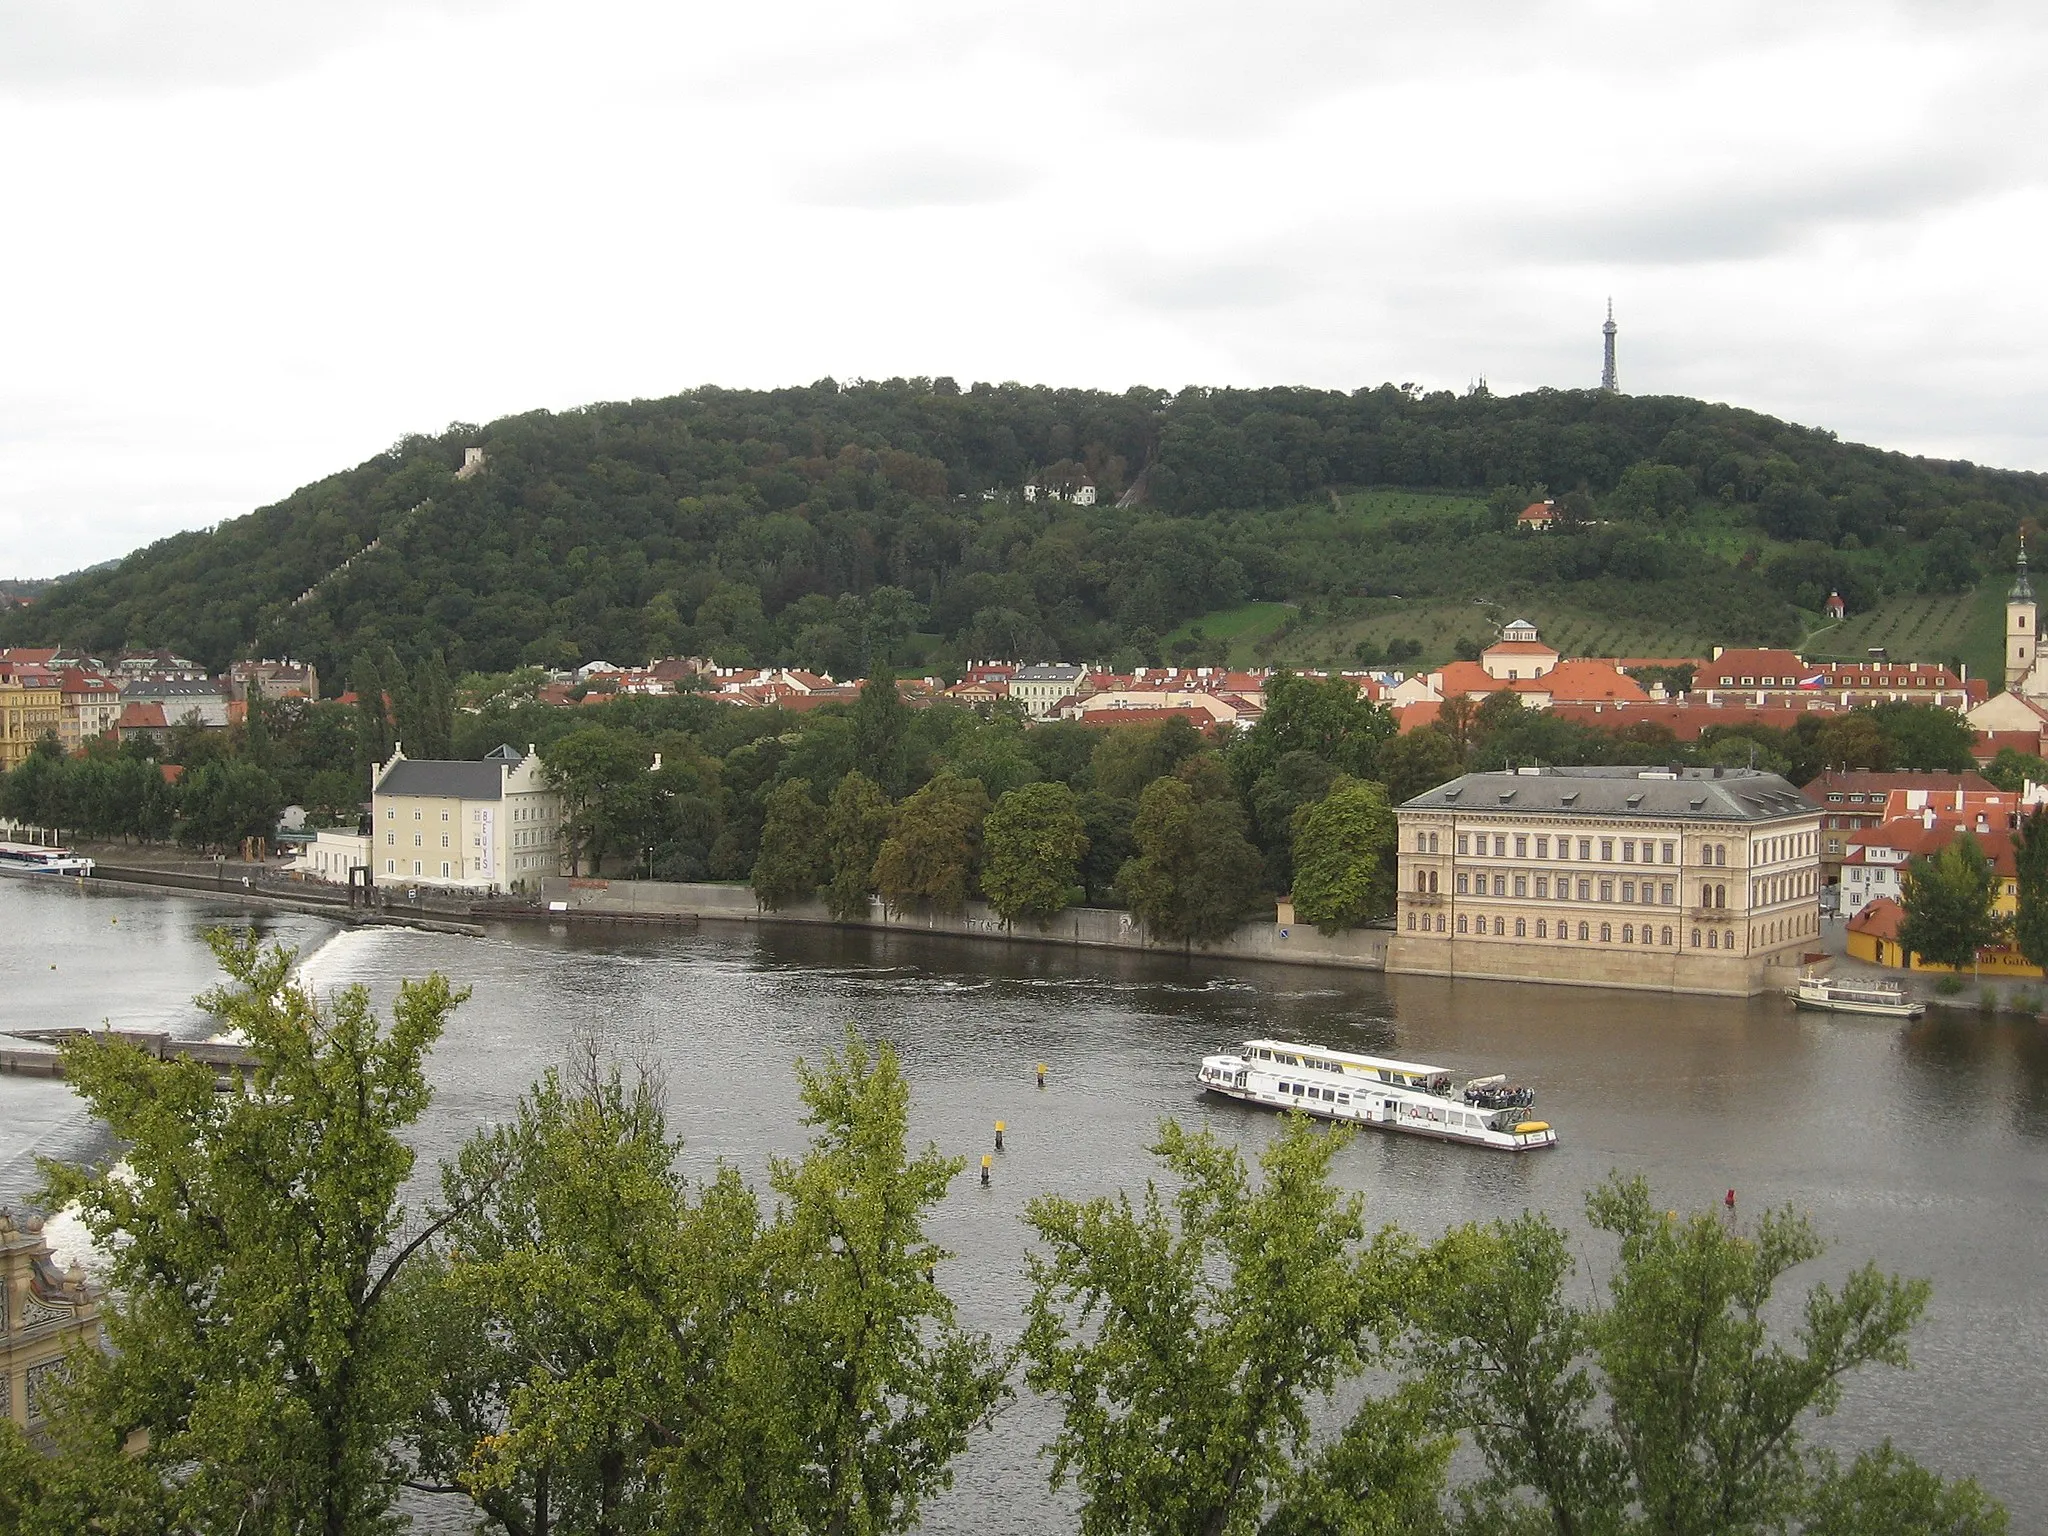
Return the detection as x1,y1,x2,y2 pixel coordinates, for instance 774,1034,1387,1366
1096,254,1306,311
790,150,1035,209
0,0,512,94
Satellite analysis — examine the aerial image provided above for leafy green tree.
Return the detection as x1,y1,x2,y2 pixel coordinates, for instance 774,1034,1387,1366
418,1050,761,1534
1,735,68,830
1246,749,1338,889
1230,670,1394,788
852,668,909,796
937,714,1043,798
981,780,1089,922
2012,807,2048,971
736,1032,1010,1534
1897,832,2002,972
1416,1177,2000,1536
1116,765,1265,942
1378,727,1463,804
243,686,273,769
543,726,653,874
1090,716,1207,800
1984,746,2048,794
1289,774,1399,932
1076,790,1137,906
753,777,825,909
37,930,470,1536
872,769,991,912
1811,712,1892,773
823,769,893,920
174,757,285,852
351,650,387,773
1022,1115,1446,1536
1871,703,1975,773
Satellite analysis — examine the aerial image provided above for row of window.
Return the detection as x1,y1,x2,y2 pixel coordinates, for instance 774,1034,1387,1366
1407,910,1740,948
1418,831,1815,865
386,859,454,878
1441,871,1685,905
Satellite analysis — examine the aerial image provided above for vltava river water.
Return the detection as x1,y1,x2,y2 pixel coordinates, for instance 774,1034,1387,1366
3,876,2045,1528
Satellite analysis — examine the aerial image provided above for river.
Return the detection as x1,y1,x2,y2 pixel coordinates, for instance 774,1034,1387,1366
3,874,2045,1528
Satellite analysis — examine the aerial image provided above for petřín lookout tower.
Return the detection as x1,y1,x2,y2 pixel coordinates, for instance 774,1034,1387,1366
1600,300,1619,392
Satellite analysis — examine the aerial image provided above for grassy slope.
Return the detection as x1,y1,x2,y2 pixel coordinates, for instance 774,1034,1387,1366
1166,488,2009,676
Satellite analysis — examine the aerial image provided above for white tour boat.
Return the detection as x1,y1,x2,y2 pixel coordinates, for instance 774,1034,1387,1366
1197,1036,1558,1152
1789,974,1924,1019
0,842,94,877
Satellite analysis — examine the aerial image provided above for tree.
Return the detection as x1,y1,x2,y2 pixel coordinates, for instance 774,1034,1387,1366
1378,727,1462,804
1983,746,2048,794
823,770,892,920
2012,807,2048,971
351,649,387,774
243,686,273,770
542,727,653,874
1897,832,2002,972
1022,1115,1446,1536
1245,750,1338,889
981,781,1089,923
175,757,284,852
852,669,909,796
735,1032,1010,1534
416,1050,762,1534
1115,765,1265,943
1090,716,1206,800
1076,790,1137,906
753,777,825,910
1416,1177,2002,1536
1870,703,1975,773
871,769,991,913
1811,712,1891,773
37,930,470,1536
1289,775,1399,932
1230,670,1393,789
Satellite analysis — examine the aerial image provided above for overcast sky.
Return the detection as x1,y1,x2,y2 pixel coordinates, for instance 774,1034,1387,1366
3,0,2046,576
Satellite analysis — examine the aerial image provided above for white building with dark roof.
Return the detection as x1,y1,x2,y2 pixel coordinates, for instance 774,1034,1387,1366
1390,766,1822,996
1009,663,1087,719
370,743,561,893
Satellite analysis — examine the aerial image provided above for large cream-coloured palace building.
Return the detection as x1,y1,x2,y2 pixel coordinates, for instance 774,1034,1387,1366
1390,767,1822,995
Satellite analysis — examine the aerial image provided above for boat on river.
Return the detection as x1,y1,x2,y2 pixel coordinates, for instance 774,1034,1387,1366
0,843,94,877
1788,974,1923,1019
1197,1037,1558,1152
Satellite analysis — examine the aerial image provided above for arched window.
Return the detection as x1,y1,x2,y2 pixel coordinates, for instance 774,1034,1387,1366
1725,930,1736,951
1536,918,1547,938
1692,927,1702,947
1429,870,1439,893
1708,929,1719,949
1718,884,1727,907
1515,917,1527,936
1407,913,1416,930
1457,915,1468,933
1417,870,1430,892
1578,921,1590,941
1600,923,1612,942
1436,914,1446,932
1429,832,1439,853
1457,873,1469,894
1622,924,1634,943
1494,917,1506,936
1662,925,1673,945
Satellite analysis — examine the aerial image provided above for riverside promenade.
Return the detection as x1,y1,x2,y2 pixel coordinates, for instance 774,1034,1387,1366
538,877,1393,974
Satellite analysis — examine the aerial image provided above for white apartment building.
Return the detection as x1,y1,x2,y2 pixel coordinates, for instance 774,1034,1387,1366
370,744,561,893
1389,766,1823,996
1009,663,1087,718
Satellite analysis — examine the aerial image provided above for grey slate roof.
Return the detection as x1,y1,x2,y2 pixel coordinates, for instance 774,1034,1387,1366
377,760,507,801
1401,766,1814,824
1014,663,1084,681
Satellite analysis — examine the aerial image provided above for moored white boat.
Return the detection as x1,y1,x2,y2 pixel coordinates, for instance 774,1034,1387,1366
0,842,94,877
1788,974,1923,1019
1198,1036,1558,1152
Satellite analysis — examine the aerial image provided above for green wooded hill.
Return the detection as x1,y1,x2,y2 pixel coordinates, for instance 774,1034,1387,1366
6,379,2043,683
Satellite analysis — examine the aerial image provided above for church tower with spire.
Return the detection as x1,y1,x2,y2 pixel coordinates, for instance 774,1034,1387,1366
2007,537,2037,692
1600,300,1618,392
